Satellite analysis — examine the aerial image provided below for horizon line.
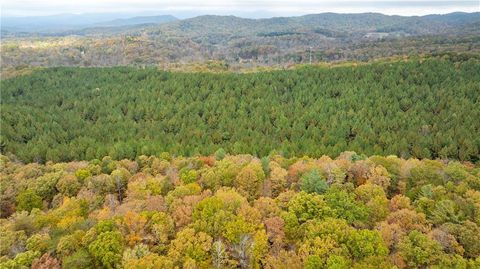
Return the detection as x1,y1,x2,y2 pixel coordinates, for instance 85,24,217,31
3,9,479,19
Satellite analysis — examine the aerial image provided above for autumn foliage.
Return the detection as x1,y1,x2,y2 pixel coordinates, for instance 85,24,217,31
0,152,479,268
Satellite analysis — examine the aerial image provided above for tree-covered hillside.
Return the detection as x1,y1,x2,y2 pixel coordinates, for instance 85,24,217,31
2,12,479,69
0,153,479,268
1,56,479,163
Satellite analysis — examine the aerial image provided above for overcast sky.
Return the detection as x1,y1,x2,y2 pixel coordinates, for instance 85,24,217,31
2,0,479,17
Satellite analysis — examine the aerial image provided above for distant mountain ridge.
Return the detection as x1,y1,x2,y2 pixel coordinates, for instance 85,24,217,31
92,15,178,27
2,12,479,36
160,12,480,36
1,13,178,34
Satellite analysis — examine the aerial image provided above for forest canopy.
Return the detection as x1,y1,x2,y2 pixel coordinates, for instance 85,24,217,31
0,152,479,268
1,56,480,163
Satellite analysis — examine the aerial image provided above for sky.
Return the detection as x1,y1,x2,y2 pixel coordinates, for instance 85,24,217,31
1,0,479,17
